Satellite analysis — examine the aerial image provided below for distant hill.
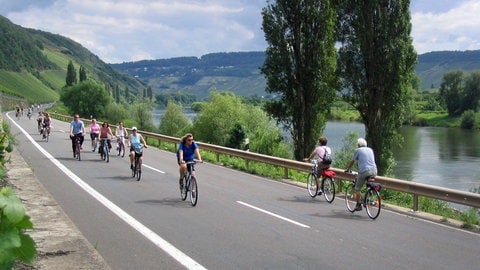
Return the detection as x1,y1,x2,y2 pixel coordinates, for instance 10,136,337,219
416,50,480,90
0,15,145,105
113,50,480,99
111,52,268,100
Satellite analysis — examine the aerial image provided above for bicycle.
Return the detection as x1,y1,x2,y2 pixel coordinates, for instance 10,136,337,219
42,126,50,142
306,160,336,203
73,135,82,161
344,171,382,219
131,145,144,181
91,135,98,152
116,136,125,157
180,160,201,206
99,138,110,163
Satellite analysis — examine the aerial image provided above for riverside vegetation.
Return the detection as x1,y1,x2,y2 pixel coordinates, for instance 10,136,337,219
0,119,37,269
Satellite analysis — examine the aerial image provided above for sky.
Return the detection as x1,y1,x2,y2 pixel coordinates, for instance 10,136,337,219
1,0,480,64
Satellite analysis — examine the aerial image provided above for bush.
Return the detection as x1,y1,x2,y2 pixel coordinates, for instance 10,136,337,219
460,110,476,129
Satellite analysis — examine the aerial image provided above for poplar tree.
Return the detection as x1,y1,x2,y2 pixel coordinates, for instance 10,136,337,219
66,60,76,86
261,0,339,160
79,65,87,82
337,0,417,174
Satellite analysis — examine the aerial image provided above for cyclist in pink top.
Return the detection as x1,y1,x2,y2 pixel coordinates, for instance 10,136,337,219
89,119,100,152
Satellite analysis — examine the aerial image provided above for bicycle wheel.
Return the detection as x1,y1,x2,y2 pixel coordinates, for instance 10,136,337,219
322,177,335,203
76,144,81,161
136,159,141,181
105,144,109,163
345,183,357,212
181,176,188,201
132,161,136,178
365,189,381,219
306,173,318,198
190,176,198,206
118,143,125,157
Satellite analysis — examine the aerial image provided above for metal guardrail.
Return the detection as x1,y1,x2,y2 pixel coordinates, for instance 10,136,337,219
52,113,480,211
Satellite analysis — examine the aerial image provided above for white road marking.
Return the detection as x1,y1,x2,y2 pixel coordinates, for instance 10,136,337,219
237,201,310,228
7,113,207,270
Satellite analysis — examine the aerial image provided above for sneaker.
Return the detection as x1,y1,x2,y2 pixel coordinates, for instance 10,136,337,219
73,153,76,158
355,204,363,211
130,164,134,170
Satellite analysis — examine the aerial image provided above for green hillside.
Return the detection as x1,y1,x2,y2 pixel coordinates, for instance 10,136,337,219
0,15,145,108
0,71,59,102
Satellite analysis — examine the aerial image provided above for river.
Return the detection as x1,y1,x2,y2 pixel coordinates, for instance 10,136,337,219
153,109,480,193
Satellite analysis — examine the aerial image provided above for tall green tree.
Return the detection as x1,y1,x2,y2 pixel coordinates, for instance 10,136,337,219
79,65,87,82
337,0,417,175
65,60,76,86
261,0,339,160
462,71,480,113
60,80,111,118
439,70,464,116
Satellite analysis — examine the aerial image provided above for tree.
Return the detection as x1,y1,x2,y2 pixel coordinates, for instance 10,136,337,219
261,0,339,160
60,80,111,118
159,100,191,136
65,60,76,86
79,65,87,82
462,71,480,113
192,91,292,158
131,102,155,132
337,0,417,175
439,70,464,116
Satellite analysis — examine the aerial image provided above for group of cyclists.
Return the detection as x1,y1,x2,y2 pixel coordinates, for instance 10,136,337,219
68,114,202,189
38,112,377,209
304,136,377,212
35,111,52,140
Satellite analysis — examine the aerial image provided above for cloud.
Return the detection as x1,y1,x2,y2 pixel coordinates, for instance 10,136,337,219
2,0,480,62
411,0,480,53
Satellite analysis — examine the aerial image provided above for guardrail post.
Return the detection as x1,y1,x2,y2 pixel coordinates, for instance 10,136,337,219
245,159,249,170
284,167,288,179
216,153,220,162
413,194,419,211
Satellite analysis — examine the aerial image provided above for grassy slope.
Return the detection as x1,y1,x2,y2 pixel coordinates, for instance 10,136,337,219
0,71,59,103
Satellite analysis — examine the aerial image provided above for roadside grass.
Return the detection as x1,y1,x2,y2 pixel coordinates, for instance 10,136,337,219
414,111,459,127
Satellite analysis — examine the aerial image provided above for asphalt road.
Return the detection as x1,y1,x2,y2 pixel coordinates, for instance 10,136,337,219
6,112,480,270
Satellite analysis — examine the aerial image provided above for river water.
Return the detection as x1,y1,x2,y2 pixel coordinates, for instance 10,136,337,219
153,110,480,193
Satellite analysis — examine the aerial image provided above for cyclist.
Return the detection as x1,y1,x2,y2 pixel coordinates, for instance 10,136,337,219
128,127,147,170
41,112,52,137
69,114,85,158
36,111,44,132
345,138,377,211
89,119,100,151
98,122,114,155
177,133,202,190
304,136,332,195
115,122,128,151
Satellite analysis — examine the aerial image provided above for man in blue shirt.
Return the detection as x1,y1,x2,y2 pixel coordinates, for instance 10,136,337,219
69,114,85,158
345,138,377,211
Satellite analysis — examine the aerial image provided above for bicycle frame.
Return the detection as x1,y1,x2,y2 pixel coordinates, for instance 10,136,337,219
180,160,199,206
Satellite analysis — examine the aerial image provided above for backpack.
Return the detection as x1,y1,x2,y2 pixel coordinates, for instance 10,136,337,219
321,146,332,165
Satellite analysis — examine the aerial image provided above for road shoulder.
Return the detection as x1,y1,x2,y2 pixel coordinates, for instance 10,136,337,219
5,148,111,269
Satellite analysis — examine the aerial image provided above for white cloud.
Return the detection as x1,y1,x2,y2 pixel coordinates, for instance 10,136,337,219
411,0,480,53
2,0,480,62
